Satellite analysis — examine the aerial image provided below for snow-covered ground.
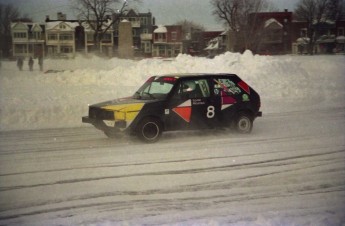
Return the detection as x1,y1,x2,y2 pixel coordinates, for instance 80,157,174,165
1,51,344,131
0,52,344,225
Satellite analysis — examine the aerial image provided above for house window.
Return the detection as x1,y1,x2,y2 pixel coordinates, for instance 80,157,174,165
264,29,282,43
48,34,58,40
174,47,181,55
102,33,112,42
14,32,27,39
15,44,27,53
171,32,177,41
31,32,41,40
60,46,72,53
60,33,73,40
59,24,66,29
338,27,344,36
142,41,151,53
141,17,147,25
159,45,165,55
300,28,307,37
87,33,94,42
156,33,166,42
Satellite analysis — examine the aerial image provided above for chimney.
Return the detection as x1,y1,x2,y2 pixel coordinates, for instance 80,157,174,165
57,12,66,20
284,9,288,12
45,15,50,22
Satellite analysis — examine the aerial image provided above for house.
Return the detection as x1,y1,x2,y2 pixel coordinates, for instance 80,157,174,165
291,20,309,54
152,25,183,57
113,9,155,57
11,22,45,58
291,16,345,54
83,21,114,56
202,31,225,57
335,18,345,53
45,21,78,58
45,13,114,57
249,10,292,54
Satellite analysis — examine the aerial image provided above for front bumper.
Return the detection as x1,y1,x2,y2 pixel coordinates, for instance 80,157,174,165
257,111,262,117
82,116,127,130
82,116,95,124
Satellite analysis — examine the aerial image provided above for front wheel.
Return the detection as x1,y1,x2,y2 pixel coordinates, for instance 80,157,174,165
136,117,163,143
234,113,253,134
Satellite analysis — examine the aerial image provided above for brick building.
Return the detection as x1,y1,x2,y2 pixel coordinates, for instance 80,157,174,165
152,25,183,57
249,10,293,54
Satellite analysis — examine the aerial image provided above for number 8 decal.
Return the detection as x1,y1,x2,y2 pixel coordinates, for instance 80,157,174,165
207,106,215,118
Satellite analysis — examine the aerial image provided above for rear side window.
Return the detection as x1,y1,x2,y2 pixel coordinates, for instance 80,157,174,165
213,78,242,96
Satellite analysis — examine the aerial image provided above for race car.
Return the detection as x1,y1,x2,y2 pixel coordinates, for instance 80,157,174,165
82,73,262,143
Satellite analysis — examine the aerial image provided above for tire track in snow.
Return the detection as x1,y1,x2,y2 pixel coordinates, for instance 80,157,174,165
0,147,343,192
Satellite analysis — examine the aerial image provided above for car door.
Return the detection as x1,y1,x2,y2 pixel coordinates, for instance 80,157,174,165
211,76,243,126
164,78,216,130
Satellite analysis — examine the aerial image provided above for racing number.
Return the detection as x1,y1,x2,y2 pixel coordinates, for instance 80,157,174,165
207,106,215,118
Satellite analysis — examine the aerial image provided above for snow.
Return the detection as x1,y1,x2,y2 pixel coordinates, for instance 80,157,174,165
46,21,79,30
264,18,283,28
1,51,344,131
154,25,168,33
336,36,345,43
0,52,345,225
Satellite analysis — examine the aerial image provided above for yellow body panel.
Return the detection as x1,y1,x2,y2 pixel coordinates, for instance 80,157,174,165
102,103,145,121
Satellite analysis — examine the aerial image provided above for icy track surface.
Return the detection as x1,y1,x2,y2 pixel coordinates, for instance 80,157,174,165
0,52,345,225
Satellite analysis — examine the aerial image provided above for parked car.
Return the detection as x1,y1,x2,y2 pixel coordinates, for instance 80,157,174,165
82,73,262,143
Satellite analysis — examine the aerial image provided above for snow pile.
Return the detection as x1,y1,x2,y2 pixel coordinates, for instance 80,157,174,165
0,51,344,131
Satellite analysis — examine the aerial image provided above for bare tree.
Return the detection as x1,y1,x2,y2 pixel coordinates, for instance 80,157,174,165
175,20,205,38
210,0,271,52
0,3,20,57
73,0,137,52
295,0,344,54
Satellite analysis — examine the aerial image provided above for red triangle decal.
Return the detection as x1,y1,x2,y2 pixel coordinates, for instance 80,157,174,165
222,96,236,105
172,107,192,123
238,81,250,94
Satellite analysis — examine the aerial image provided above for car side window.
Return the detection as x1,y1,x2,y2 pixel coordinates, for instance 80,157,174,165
213,78,242,96
174,79,210,99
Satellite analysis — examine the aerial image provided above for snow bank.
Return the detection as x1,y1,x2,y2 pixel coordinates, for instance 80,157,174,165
0,52,344,131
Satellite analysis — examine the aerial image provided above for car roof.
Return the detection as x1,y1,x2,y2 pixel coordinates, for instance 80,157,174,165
154,73,238,79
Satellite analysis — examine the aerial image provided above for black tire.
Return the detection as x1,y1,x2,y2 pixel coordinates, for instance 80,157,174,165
136,117,163,143
234,112,253,134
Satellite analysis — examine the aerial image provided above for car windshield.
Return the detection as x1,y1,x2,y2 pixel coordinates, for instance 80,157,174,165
133,76,177,100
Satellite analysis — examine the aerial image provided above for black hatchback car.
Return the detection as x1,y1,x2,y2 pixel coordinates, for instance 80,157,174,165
82,73,262,142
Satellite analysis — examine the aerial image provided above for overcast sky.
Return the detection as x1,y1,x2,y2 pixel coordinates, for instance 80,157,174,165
2,0,300,30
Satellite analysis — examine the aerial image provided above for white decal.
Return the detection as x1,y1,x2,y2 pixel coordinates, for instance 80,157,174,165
207,106,215,118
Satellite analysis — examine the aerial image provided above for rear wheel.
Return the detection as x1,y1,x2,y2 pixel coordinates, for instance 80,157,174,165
234,112,253,134
136,117,163,143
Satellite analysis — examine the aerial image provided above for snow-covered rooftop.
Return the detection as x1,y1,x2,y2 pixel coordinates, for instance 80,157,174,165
46,21,79,30
264,18,283,28
154,25,167,33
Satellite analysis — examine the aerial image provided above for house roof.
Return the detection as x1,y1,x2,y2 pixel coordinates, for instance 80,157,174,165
154,25,167,33
46,21,79,30
265,18,283,28
11,22,45,32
